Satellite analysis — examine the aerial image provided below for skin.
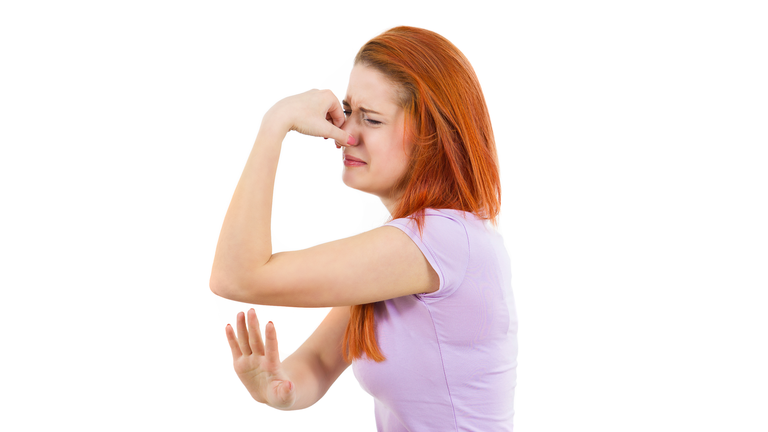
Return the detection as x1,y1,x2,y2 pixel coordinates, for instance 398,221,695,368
212,65,439,410
340,64,410,212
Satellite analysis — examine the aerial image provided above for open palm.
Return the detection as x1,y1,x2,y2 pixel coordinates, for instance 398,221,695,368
225,308,296,409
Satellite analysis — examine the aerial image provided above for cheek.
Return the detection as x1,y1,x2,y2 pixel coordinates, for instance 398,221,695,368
375,138,407,169
393,139,412,175
395,151,410,176
376,147,410,187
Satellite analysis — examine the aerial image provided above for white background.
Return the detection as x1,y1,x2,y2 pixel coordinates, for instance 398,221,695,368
1,1,766,431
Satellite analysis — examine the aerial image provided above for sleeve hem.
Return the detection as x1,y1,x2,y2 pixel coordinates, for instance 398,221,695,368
384,210,471,301
417,213,470,302
383,222,446,295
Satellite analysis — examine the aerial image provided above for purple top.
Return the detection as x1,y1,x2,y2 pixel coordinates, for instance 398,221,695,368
352,209,518,431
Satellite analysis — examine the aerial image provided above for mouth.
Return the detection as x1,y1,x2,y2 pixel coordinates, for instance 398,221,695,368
343,155,367,166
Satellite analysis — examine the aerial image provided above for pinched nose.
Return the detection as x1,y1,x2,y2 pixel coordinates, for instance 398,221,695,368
340,120,360,146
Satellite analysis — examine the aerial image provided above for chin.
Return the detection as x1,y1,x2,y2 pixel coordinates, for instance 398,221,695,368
342,171,362,188
342,174,363,192
342,176,381,198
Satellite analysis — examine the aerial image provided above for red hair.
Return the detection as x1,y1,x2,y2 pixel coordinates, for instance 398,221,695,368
343,27,501,363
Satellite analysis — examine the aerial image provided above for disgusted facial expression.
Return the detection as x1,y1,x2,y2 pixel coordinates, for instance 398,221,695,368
340,65,411,211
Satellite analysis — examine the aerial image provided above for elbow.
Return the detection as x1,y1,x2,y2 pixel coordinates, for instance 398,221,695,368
209,278,225,298
209,270,269,304
209,272,238,300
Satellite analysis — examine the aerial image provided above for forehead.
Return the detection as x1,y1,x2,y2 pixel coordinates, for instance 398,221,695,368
344,65,400,114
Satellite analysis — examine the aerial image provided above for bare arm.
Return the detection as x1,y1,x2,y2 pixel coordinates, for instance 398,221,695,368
226,307,351,410
278,306,351,410
209,89,353,294
210,90,438,307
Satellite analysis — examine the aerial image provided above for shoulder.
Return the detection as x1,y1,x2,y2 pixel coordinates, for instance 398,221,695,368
385,209,472,255
386,208,472,238
384,209,474,300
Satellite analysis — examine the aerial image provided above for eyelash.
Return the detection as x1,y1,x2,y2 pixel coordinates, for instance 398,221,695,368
343,110,382,126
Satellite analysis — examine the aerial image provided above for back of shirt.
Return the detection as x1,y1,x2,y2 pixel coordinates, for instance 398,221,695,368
352,209,518,431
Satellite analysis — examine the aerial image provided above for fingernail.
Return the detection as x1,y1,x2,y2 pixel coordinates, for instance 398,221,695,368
347,135,356,145
336,144,341,149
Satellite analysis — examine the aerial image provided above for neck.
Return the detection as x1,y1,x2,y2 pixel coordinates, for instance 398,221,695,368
380,189,405,216
381,196,397,216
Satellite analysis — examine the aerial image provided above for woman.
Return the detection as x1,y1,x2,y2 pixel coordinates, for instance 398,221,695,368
210,26,517,431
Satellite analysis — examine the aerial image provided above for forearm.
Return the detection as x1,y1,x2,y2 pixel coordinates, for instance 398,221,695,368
276,350,336,410
270,306,350,411
210,121,287,293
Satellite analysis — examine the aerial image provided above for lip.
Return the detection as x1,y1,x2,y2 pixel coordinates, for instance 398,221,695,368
343,154,367,165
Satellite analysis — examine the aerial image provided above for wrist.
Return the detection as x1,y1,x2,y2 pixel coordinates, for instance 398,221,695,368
254,121,290,153
258,117,290,139
261,103,293,136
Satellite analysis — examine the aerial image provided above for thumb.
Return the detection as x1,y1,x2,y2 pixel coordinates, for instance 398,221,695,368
271,379,296,408
279,380,294,399
325,123,355,147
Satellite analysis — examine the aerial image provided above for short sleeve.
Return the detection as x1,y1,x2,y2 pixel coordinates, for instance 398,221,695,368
384,210,470,301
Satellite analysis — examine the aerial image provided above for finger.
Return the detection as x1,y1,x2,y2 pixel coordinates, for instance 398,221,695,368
325,98,346,129
323,97,355,145
323,111,342,144
236,312,252,356
327,123,355,147
264,321,281,367
225,324,242,359
248,308,265,356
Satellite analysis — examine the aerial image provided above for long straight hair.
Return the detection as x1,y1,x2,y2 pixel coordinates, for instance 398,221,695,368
343,26,501,363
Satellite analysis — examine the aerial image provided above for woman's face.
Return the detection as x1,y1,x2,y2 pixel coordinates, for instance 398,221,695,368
340,64,410,211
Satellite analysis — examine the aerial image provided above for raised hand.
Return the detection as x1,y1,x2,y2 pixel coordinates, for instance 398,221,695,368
225,308,297,409
261,89,356,147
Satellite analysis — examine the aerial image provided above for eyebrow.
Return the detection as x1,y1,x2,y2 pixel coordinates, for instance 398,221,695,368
342,100,383,116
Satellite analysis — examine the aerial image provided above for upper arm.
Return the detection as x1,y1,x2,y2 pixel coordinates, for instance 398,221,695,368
213,226,439,307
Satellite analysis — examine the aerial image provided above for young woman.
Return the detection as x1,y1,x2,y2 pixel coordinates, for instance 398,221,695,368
210,26,518,431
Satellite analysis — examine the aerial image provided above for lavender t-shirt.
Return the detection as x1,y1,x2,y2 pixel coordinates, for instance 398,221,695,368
352,209,518,431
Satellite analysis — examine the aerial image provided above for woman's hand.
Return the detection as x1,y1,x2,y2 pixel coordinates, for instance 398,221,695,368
225,308,297,409
262,89,356,146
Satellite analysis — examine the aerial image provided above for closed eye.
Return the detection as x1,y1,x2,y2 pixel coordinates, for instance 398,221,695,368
343,107,383,126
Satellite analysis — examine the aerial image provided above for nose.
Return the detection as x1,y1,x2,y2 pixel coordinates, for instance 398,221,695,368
340,117,360,146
